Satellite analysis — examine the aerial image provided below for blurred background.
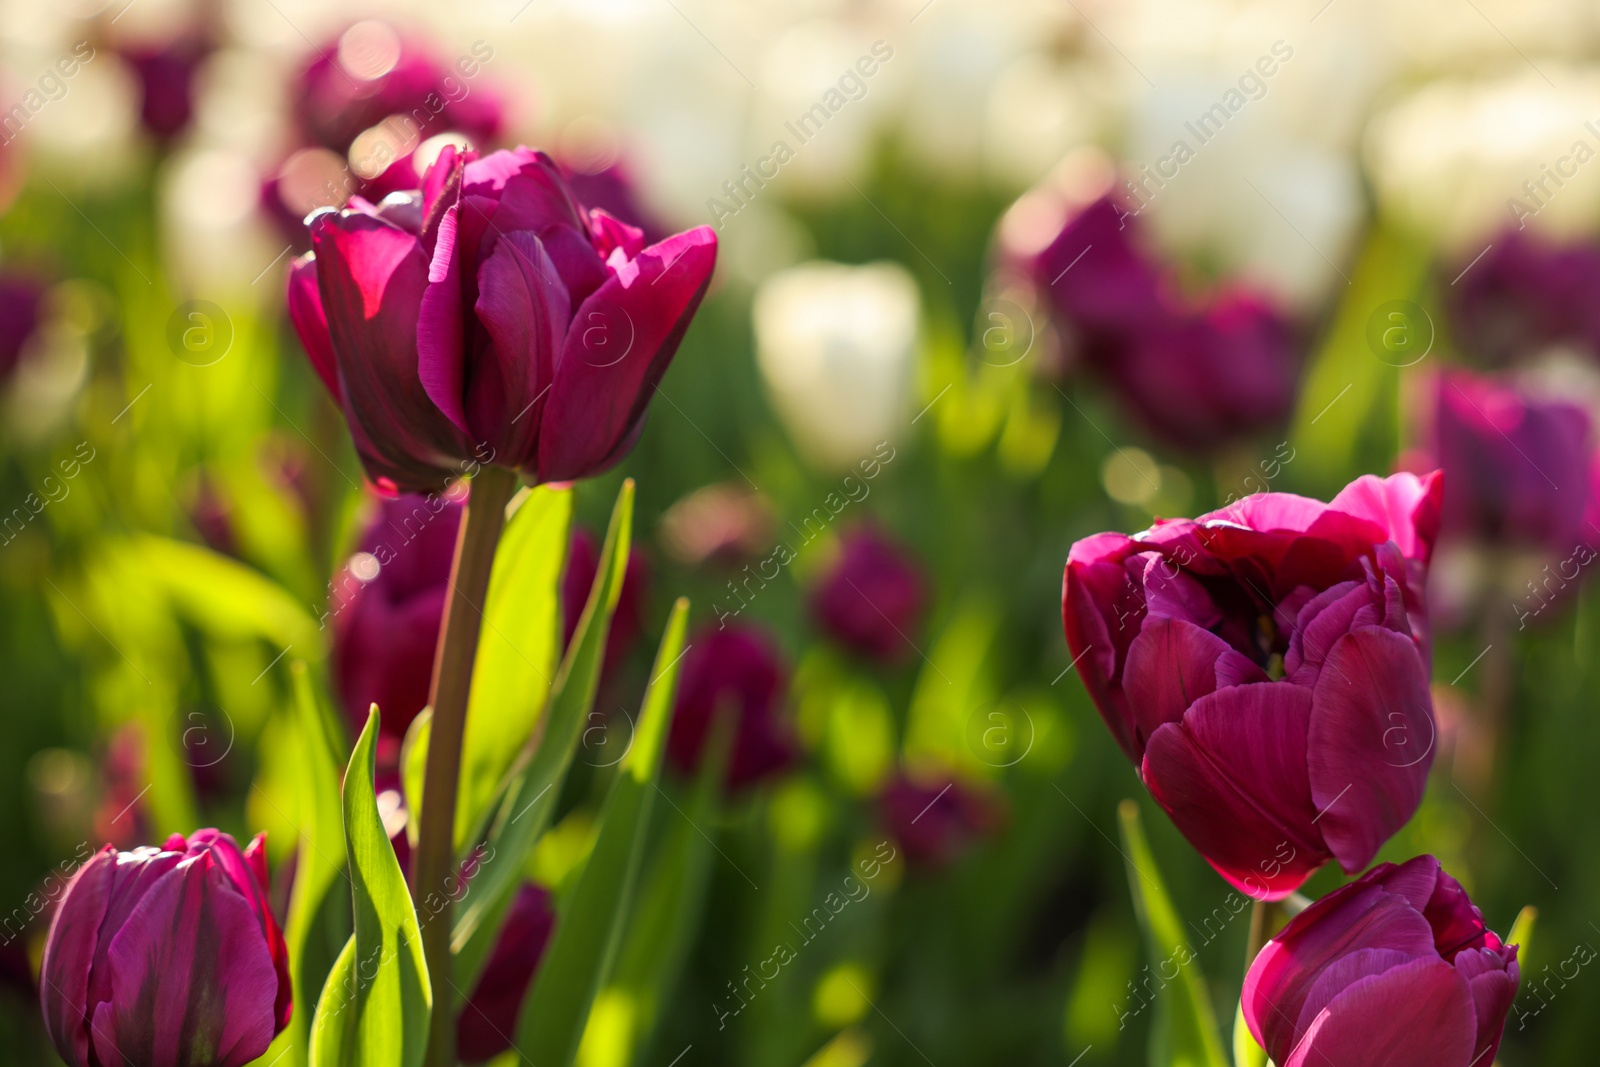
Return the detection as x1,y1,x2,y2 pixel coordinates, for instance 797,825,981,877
2,0,1599,1063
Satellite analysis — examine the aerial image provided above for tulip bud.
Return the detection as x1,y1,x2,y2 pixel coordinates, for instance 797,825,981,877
1244,855,1519,1067
287,144,717,494
331,493,462,746
0,271,46,383
809,526,927,663
1063,472,1444,898
1448,228,1600,366
668,624,798,790
40,829,291,1067
878,772,1002,868
1420,368,1594,553
753,261,920,471
455,883,556,1063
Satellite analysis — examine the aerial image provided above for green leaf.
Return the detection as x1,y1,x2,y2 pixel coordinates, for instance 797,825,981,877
455,485,573,847
601,701,734,1060
133,534,323,658
310,708,432,1067
401,709,431,851
1116,800,1229,1067
275,663,351,1067
515,597,690,1067
1232,1001,1267,1067
453,479,634,972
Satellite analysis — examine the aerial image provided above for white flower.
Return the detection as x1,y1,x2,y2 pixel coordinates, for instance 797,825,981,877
753,260,920,470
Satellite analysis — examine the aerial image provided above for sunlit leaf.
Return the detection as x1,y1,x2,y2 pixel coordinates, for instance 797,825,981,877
515,597,690,1067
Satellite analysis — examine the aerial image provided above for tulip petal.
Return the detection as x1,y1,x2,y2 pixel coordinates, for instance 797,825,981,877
286,254,341,404
1328,470,1444,564
1122,618,1262,750
1282,957,1475,1067
92,855,279,1067
1455,946,1520,1064
313,210,467,489
1245,879,1439,1057
1143,683,1326,899
1062,551,1142,761
470,230,570,466
536,226,717,483
39,847,117,1067
1308,627,1434,872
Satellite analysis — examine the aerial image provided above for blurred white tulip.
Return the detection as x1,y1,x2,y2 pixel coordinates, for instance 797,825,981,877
753,260,920,470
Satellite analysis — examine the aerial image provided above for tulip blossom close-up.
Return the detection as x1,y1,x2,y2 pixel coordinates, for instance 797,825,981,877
7,0,1597,1065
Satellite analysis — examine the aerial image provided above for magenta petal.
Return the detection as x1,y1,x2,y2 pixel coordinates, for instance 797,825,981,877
418,202,470,432
39,847,117,1067
1142,683,1326,899
1308,628,1435,872
470,231,571,467
1122,618,1251,750
1245,880,1439,1057
92,856,280,1067
1455,946,1520,1064
286,254,341,404
1328,470,1444,564
1282,957,1475,1067
536,226,717,482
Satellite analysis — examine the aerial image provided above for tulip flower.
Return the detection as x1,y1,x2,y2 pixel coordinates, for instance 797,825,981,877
809,526,927,663
331,493,462,746
1063,471,1443,898
879,773,1003,868
119,26,214,143
1448,228,1600,366
40,829,291,1067
288,144,717,494
1418,368,1594,553
1244,855,1519,1067
753,261,919,471
0,270,45,382
1025,194,1298,451
668,624,798,789
455,883,556,1063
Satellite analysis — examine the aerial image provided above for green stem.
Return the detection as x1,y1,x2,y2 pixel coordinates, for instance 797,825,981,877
1236,897,1282,1067
413,464,517,1067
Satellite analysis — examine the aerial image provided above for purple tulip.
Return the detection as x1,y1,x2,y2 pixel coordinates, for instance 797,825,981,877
879,773,1002,868
1244,855,1519,1067
561,525,650,672
1063,472,1444,898
120,32,212,142
287,145,717,494
559,159,668,247
1419,368,1594,553
40,829,291,1067
1028,194,1298,451
1448,228,1600,365
667,624,798,790
331,493,462,747
455,883,556,1063
809,526,927,663
291,25,505,158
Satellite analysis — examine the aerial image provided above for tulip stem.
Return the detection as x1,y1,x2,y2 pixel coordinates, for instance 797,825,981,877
412,463,517,1067
1244,897,1280,970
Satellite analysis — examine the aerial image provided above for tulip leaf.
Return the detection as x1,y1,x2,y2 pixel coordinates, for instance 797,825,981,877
1116,800,1229,1067
401,708,431,850
1232,1001,1267,1067
599,701,733,1059
456,484,573,848
310,707,432,1067
278,663,352,1067
452,479,634,972
515,596,690,1067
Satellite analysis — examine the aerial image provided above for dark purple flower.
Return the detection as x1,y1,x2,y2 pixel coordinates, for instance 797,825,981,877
1063,472,1443,898
120,32,213,142
559,159,667,246
291,23,504,158
809,526,927,663
561,525,649,671
331,493,462,745
0,271,46,382
667,624,797,790
287,145,717,493
879,773,1002,867
1448,228,1600,366
455,883,555,1063
1419,368,1594,553
1027,194,1298,451
1244,855,1519,1067
40,829,291,1067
